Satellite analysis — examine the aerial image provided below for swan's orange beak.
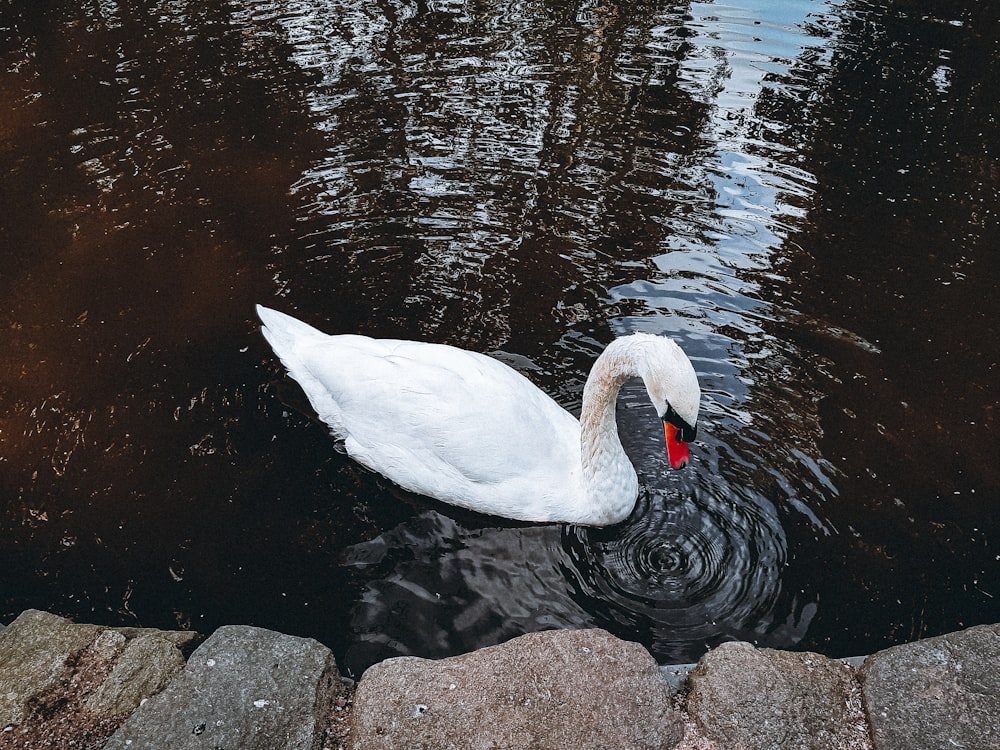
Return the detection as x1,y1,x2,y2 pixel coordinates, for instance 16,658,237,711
665,421,690,469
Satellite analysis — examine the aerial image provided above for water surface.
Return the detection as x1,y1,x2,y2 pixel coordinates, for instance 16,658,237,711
1,0,997,676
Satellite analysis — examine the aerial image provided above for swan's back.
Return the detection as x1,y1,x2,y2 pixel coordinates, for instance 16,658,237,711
257,306,585,521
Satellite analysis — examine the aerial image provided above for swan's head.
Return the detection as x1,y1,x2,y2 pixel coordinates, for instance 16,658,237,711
627,334,701,469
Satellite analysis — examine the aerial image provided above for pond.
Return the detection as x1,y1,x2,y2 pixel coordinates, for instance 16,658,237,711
1,0,997,677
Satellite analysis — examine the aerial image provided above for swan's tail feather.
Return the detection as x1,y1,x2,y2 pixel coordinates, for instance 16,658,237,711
256,305,348,438
256,304,325,355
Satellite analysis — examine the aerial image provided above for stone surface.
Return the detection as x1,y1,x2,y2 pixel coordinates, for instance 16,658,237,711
0,610,194,750
103,624,344,750
113,625,201,653
686,641,870,750
3,609,999,750
660,662,696,693
85,632,187,718
859,623,1000,750
0,609,101,727
349,628,684,750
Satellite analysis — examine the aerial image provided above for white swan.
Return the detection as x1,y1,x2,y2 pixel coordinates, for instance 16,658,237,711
257,305,700,526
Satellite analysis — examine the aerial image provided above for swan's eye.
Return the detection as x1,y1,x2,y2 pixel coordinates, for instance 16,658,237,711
664,404,697,443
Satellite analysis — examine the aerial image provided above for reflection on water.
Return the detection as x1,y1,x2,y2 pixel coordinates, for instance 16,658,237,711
343,459,792,673
563,483,793,662
1,0,997,675
342,512,577,674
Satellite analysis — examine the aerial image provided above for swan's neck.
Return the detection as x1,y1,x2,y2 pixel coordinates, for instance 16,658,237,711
578,340,641,523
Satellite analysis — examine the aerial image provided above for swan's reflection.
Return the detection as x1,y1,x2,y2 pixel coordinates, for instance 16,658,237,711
342,511,583,675
341,464,806,676
562,483,789,662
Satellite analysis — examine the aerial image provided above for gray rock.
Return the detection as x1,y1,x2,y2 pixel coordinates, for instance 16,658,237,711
686,641,869,750
113,625,201,654
86,632,188,719
103,624,344,750
859,623,1000,750
349,628,683,750
0,609,101,726
0,609,195,748
659,662,696,693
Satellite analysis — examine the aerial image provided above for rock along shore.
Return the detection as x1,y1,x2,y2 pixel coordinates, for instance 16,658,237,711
1,610,997,750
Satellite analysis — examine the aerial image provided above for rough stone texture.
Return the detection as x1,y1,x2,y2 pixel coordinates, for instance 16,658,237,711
0,610,194,750
0,609,101,727
660,662,696,693
103,624,344,750
349,628,684,750
3,610,999,750
85,632,187,718
686,641,870,750
113,625,202,653
859,623,1000,750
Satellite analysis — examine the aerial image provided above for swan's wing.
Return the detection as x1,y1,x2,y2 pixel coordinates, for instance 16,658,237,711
292,336,583,516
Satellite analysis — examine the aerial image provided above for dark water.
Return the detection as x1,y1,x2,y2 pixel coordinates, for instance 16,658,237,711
2,0,997,676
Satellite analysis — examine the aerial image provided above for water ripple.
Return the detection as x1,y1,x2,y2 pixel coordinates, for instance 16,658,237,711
562,483,785,658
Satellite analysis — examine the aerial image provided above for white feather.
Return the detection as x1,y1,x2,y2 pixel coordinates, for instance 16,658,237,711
257,305,700,526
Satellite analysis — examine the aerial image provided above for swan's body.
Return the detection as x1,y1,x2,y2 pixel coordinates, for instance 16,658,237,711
257,305,700,526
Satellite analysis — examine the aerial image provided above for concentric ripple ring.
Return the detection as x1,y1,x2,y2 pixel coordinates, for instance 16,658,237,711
561,483,786,661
